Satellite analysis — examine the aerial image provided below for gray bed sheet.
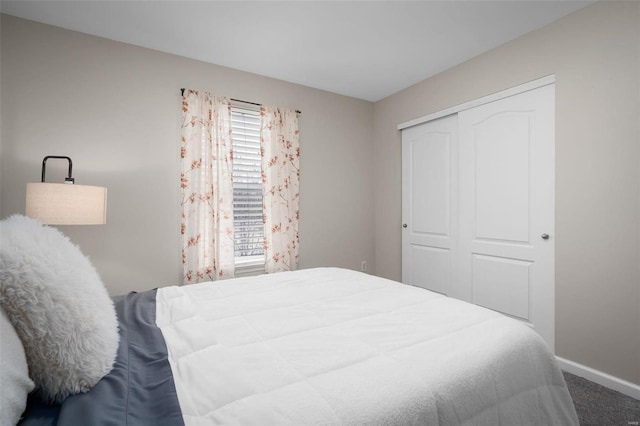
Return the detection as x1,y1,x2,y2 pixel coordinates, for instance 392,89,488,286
19,289,184,426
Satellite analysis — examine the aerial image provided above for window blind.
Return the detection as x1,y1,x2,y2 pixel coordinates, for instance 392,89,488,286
231,108,264,261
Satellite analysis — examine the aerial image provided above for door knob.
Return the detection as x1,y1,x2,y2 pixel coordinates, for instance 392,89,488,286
541,233,549,240
402,224,408,228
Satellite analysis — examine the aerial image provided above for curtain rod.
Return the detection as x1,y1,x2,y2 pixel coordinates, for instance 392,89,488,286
180,88,301,114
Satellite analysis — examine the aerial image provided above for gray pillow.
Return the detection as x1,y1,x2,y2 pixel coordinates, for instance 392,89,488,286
0,215,119,403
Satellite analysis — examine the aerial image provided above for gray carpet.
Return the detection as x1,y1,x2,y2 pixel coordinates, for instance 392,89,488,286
563,372,640,426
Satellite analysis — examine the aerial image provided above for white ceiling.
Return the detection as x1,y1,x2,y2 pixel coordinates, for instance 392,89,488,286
1,0,592,102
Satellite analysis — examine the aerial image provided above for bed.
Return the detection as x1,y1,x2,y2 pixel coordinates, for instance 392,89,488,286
17,267,578,425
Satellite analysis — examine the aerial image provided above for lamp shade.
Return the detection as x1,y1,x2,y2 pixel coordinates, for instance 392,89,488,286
26,182,107,225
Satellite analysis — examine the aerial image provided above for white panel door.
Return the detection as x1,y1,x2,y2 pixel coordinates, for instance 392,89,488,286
458,84,555,351
402,114,458,295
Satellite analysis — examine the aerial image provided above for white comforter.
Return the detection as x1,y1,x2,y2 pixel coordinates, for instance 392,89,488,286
156,268,578,426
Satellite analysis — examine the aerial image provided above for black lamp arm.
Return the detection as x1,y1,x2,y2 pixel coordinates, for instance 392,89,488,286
41,156,74,183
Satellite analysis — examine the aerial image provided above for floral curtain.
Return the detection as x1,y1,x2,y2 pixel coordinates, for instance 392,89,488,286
260,106,300,273
180,90,235,283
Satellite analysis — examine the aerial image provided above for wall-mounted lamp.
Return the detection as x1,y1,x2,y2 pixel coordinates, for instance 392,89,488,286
25,156,107,225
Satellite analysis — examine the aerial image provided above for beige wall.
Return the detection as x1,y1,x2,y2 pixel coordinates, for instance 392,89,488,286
0,15,375,296
374,1,640,384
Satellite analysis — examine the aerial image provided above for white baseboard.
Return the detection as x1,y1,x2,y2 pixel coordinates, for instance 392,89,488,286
556,356,640,400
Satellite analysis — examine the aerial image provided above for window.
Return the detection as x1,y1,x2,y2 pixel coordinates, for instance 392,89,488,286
231,107,265,271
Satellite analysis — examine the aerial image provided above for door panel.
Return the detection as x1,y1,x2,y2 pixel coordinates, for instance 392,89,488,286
410,246,449,295
472,254,531,320
410,136,450,236
458,84,555,351
474,113,531,243
402,114,458,295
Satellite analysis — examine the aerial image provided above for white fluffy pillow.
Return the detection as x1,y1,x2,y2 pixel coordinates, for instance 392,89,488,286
0,307,35,425
0,215,119,403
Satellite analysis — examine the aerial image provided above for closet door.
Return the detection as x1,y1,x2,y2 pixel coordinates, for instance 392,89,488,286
401,114,458,295
457,84,555,350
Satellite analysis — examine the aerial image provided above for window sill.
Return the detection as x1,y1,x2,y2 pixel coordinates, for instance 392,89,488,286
235,255,265,277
